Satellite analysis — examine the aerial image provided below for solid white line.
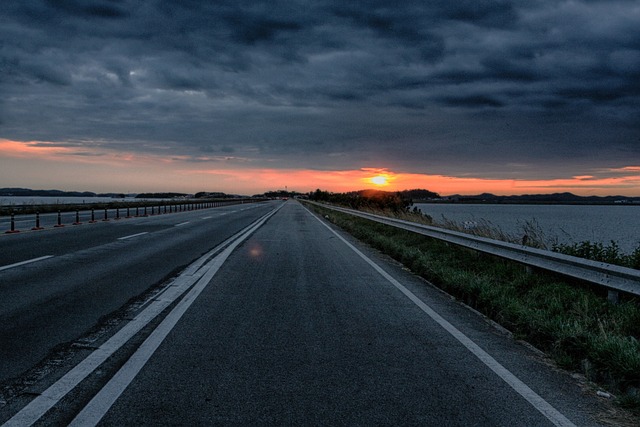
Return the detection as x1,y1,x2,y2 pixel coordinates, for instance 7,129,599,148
0,255,54,272
2,205,283,427
117,232,148,240
174,222,190,227
309,209,577,427
68,203,284,426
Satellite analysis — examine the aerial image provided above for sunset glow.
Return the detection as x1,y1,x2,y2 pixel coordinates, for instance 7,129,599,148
1,139,639,196
2,1,639,202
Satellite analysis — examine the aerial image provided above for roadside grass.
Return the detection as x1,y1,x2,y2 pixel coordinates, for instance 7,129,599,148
308,203,640,412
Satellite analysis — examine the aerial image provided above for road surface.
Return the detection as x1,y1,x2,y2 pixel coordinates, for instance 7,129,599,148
0,201,616,425
0,200,273,382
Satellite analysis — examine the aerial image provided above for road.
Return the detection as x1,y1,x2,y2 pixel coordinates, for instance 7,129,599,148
0,200,273,382
1,201,613,425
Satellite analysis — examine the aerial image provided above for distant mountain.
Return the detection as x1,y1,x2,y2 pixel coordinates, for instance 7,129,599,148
442,192,640,204
0,187,98,197
135,192,189,199
399,189,441,200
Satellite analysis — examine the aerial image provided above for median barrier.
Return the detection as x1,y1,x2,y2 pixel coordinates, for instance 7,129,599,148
54,210,64,228
2,199,265,235
73,210,82,225
32,212,44,230
5,212,20,234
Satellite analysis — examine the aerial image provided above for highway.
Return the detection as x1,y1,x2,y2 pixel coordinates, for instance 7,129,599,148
0,201,613,425
0,201,272,381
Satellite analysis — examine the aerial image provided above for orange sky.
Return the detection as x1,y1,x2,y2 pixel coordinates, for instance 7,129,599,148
1,139,639,196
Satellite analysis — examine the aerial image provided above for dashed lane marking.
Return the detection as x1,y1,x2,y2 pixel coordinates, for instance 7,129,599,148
0,255,54,272
117,232,149,240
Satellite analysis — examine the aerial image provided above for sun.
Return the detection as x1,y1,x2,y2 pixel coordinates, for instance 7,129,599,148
370,175,388,186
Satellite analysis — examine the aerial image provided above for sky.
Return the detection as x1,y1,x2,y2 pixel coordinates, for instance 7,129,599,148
1,0,639,196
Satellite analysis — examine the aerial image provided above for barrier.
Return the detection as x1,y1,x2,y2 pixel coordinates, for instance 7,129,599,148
5,213,19,234
2,199,265,234
308,201,640,298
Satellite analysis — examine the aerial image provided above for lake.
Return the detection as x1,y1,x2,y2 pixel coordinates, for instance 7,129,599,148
414,203,640,253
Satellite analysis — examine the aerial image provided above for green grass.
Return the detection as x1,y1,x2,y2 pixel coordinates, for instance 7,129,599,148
308,203,640,412
553,241,640,270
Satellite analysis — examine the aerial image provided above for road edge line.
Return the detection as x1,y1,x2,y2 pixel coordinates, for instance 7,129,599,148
307,206,577,427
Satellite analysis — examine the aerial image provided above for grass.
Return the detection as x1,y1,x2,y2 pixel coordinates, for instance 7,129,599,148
386,204,640,269
552,241,640,270
307,202,640,412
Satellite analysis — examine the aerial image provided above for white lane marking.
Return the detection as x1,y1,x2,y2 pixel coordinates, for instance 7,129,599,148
174,222,190,227
309,209,577,427
201,216,212,220
2,204,284,427
68,202,284,426
0,255,54,272
117,232,149,240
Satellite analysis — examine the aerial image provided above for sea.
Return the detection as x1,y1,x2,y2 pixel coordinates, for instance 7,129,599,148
0,196,128,206
414,203,640,253
0,196,172,206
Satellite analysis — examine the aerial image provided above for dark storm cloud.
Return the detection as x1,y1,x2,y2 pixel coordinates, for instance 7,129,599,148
1,0,639,179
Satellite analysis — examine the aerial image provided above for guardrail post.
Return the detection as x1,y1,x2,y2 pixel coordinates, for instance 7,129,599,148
115,208,120,220
135,207,139,217
73,210,82,225
102,208,109,221
607,290,619,305
89,208,97,223
126,207,131,218
54,210,64,227
144,206,148,216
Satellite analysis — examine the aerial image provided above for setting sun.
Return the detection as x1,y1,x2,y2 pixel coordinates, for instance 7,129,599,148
371,175,388,186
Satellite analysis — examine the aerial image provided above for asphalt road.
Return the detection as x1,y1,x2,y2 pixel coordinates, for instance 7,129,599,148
0,200,275,382
0,200,615,425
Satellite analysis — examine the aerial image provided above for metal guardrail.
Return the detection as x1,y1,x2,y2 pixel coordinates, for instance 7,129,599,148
307,201,640,298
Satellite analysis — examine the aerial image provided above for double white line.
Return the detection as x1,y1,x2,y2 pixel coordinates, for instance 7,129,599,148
3,204,283,427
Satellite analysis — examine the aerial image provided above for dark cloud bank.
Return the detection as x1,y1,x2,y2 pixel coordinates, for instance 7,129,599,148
1,0,639,179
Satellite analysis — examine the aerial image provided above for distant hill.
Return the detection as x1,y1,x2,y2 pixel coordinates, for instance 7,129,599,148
0,188,132,198
135,192,189,199
0,187,99,197
442,192,640,204
315,188,640,205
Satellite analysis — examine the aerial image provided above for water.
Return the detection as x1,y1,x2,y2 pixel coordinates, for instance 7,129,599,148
0,196,173,206
415,203,640,253
0,196,128,206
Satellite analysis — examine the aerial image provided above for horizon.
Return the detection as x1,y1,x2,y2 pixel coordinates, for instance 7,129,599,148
2,2,639,197
3,185,640,200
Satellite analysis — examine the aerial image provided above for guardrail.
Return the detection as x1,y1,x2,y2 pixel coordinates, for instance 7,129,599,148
307,201,640,300
2,199,264,234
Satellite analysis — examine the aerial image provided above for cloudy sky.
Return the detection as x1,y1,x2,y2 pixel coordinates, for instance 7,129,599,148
1,0,639,195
